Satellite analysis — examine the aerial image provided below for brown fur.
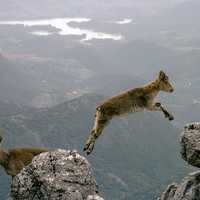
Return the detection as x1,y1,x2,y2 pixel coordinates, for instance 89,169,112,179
0,136,48,177
0,148,48,177
83,70,174,155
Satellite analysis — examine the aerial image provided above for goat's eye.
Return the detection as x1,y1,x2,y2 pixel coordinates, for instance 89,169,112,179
164,77,168,82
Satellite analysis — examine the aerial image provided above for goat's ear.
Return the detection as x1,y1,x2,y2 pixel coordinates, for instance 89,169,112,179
158,70,166,80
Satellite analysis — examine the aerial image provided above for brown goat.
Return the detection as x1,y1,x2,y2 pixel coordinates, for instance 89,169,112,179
0,136,48,177
84,70,174,155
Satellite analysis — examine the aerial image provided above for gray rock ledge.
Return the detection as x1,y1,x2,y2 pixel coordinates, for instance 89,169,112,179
11,149,104,200
181,122,200,167
159,171,200,200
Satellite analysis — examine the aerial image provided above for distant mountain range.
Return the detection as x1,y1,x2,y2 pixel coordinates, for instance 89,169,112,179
0,93,189,200
0,35,200,127
0,53,91,107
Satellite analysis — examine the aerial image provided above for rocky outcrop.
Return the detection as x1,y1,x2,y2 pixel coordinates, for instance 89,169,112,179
159,122,200,200
159,171,200,200
10,149,104,200
181,123,200,167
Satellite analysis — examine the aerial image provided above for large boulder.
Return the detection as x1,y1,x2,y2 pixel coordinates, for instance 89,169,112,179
159,122,200,200
159,171,200,200
11,149,104,200
181,122,200,167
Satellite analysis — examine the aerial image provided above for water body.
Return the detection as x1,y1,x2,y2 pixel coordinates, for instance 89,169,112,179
115,18,133,24
0,18,123,41
31,31,52,36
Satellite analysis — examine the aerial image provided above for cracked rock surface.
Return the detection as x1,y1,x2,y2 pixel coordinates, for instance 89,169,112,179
11,149,104,200
181,122,200,167
159,171,200,200
159,122,200,200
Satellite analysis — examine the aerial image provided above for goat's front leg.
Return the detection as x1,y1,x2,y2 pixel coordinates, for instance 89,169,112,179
149,102,174,121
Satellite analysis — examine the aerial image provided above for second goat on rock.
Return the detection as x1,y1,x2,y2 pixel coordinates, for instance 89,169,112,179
0,135,48,177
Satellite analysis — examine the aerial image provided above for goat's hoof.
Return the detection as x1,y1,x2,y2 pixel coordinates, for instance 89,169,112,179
155,102,161,107
83,143,90,152
83,145,92,155
164,114,169,118
85,149,92,155
169,116,174,121
85,143,95,155
86,151,91,155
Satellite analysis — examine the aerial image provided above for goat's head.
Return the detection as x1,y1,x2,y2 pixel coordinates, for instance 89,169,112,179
158,70,174,93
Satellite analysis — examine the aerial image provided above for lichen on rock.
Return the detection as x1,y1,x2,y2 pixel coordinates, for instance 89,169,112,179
11,149,104,200
159,122,200,200
159,171,200,200
181,122,200,167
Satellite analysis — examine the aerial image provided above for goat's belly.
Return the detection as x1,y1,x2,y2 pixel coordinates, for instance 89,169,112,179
117,105,144,116
129,105,144,113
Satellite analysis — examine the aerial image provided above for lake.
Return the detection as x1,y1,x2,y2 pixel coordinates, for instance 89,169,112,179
0,18,125,41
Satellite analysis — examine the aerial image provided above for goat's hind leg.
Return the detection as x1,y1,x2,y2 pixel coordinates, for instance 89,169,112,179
83,129,96,154
84,113,109,155
83,112,98,154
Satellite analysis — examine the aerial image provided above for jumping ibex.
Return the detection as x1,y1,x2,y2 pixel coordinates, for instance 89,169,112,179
84,70,174,155
0,135,48,177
